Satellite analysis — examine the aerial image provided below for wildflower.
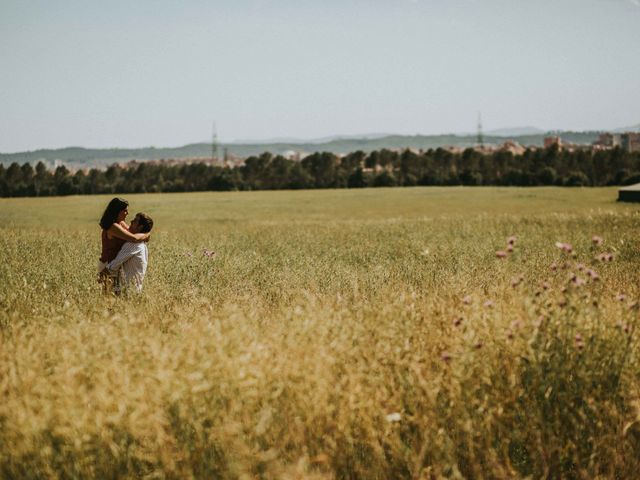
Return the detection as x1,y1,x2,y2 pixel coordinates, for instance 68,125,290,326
441,352,452,362
506,244,514,253
576,263,585,271
511,275,524,288
558,298,567,308
624,324,631,335
495,250,508,259
596,252,614,262
550,262,558,272
462,295,472,305
616,293,626,302
572,276,586,287
184,251,193,257
507,235,517,245
453,317,463,327
574,333,584,350
506,330,514,340
203,249,216,258
541,281,551,290
511,320,522,330
484,300,494,308
385,412,402,423
586,269,599,281
473,341,483,349
555,242,573,253
592,235,603,246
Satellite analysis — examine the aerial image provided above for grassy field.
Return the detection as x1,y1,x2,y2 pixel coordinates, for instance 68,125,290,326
1,187,639,479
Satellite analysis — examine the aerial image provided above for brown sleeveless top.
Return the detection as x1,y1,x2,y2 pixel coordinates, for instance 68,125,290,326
100,227,126,263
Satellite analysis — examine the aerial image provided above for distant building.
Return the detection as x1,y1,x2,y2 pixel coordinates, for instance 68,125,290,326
500,140,526,155
593,133,621,148
282,150,303,161
621,132,640,153
544,136,562,149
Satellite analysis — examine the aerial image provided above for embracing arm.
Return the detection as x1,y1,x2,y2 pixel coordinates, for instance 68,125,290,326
107,242,142,272
108,223,150,242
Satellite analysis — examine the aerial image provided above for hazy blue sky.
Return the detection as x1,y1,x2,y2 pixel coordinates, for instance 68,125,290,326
1,0,639,152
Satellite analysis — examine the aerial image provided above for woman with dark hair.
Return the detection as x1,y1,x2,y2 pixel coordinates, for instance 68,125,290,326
97,198,150,287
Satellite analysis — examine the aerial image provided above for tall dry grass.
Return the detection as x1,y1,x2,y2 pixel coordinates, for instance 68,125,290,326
1,189,639,478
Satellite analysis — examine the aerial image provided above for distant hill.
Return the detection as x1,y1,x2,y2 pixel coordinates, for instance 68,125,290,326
0,131,603,169
613,123,640,133
485,126,545,137
231,133,393,144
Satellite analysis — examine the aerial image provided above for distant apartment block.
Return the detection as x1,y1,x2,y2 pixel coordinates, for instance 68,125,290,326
621,132,640,153
594,133,622,148
500,140,526,155
593,132,639,152
544,136,562,149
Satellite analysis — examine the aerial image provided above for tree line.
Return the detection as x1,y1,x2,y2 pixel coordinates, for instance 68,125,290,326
1,146,639,197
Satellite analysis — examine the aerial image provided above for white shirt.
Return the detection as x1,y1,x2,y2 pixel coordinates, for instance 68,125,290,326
107,242,148,293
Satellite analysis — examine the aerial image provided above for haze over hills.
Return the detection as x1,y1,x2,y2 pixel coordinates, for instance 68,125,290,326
613,123,640,133
1,124,638,169
484,126,546,137
231,133,394,145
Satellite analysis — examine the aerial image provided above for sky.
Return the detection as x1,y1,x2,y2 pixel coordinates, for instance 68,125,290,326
1,0,639,152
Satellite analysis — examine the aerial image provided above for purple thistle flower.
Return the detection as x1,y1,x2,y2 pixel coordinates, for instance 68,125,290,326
592,235,603,246
586,269,599,281
555,242,573,253
596,252,614,262
572,276,586,287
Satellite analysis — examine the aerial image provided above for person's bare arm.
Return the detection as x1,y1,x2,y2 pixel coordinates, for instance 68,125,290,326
108,223,150,242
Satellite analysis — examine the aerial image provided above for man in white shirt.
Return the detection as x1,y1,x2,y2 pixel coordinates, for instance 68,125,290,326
105,212,153,294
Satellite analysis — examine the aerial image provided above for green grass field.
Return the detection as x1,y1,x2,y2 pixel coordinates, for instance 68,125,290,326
1,187,639,479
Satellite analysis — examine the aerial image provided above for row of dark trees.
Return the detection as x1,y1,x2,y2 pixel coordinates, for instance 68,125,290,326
1,146,639,197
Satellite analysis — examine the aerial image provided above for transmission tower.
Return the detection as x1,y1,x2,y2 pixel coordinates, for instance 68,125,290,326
212,121,219,163
477,112,484,147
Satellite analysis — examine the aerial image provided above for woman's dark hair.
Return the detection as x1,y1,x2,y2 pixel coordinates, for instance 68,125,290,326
99,197,129,230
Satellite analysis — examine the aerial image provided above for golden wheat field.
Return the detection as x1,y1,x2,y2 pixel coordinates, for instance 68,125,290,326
1,187,639,479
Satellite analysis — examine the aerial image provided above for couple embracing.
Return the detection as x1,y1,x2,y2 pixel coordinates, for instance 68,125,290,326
98,198,154,295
